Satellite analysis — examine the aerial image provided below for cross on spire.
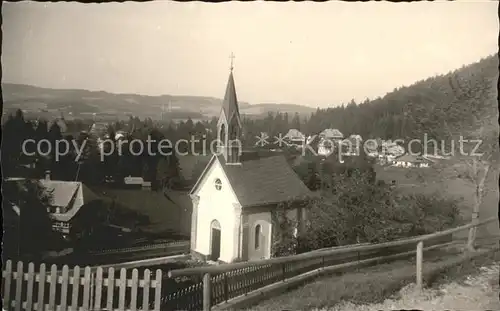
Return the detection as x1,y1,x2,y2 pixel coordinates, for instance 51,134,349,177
229,52,235,72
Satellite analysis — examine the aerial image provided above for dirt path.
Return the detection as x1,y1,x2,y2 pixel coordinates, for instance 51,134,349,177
321,264,499,311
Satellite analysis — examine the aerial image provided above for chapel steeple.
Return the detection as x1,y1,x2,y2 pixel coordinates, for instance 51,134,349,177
217,53,242,164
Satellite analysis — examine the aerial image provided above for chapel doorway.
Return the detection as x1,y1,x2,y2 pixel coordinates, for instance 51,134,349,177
210,220,221,261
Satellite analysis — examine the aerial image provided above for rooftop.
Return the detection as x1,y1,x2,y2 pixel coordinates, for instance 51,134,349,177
4,178,101,222
395,154,433,164
192,154,313,208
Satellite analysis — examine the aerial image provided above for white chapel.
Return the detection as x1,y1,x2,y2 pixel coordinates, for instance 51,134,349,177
189,66,314,263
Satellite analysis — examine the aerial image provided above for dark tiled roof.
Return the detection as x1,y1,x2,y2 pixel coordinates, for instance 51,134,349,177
239,149,284,162
218,154,313,207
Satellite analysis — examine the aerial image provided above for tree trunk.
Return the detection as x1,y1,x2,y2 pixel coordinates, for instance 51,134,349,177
467,164,490,252
467,193,480,252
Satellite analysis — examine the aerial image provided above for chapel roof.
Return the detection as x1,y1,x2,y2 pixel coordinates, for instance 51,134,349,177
191,154,313,208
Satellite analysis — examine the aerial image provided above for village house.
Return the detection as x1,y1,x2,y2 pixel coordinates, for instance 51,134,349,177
123,176,152,190
89,122,108,137
5,175,102,240
377,154,397,165
284,128,306,147
382,140,405,156
317,128,344,156
189,68,314,263
340,134,363,156
319,128,344,140
349,134,362,142
115,130,128,140
393,154,434,168
371,140,405,165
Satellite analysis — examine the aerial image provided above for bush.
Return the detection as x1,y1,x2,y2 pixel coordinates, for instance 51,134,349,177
271,202,300,257
299,171,461,251
278,154,462,255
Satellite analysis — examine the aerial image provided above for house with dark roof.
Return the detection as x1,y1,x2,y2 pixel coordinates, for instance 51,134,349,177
284,128,306,148
5,178,102,240
89,122,108,138
317,129,344,157
393,154,434,168
319,128,344,140
189,67,314,263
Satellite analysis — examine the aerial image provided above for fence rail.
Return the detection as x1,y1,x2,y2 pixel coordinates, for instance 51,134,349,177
161,238,448,311
2,261,163,311
166,216,497,311
89,241,190,255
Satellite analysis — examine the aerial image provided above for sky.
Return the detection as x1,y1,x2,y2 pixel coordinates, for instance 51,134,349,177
2,1,498,108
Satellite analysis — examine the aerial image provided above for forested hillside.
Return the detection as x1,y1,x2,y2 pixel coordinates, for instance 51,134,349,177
304,54,498,141
240,54,498,146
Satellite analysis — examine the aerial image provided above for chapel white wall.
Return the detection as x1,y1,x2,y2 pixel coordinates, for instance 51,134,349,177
246,211,272,260
194,159,240,263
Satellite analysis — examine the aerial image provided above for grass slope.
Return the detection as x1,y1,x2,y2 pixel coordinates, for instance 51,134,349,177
99,188,192,238
375,163,499,239
250,246,499,311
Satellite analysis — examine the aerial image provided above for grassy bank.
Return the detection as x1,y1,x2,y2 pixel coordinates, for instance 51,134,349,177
319,251,500,311
249,246,499,310
375,163,499,240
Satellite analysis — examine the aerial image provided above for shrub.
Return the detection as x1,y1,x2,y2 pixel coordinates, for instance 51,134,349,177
279,154,462,255
271,201,300,257
300,171,461,250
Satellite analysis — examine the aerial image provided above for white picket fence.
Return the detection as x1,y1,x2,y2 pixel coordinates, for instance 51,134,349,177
2,260,162,311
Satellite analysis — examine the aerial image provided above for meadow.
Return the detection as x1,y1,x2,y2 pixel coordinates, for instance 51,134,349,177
374,162,499,239
97,187,192,239
249,243,499,310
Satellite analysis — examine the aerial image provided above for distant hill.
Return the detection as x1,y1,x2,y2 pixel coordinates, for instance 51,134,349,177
1,83,316,121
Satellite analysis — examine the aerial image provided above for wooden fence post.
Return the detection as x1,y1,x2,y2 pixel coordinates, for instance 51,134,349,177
118,268,127,311
3,260,12,310
416,241,423,290
37,263,46,311
60,265,69,311
72,266,82,311
15,261,24,311
83,267,92,310
154,269,162,311
142,269,151,311
223,274,229,302
89,270,95,311
26,262,35,311
130,269,139,311
106,267,115,311
203,273,211,311
94,267,104,311
48,264,57,311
